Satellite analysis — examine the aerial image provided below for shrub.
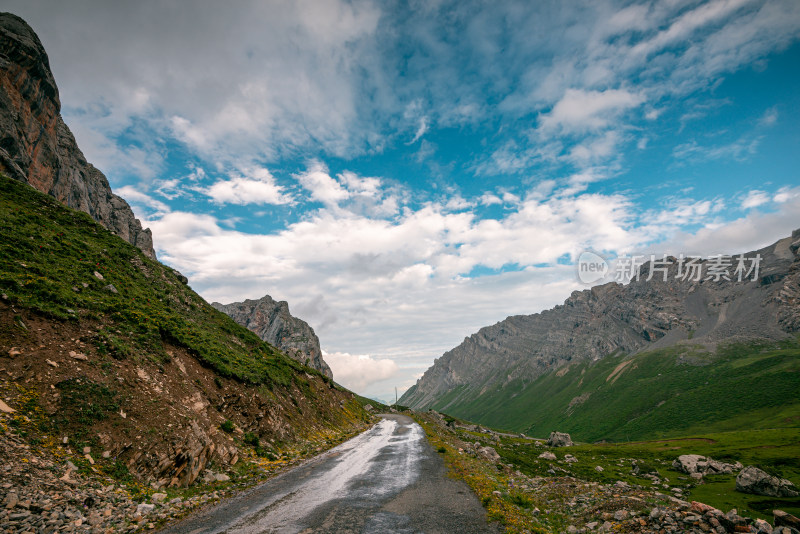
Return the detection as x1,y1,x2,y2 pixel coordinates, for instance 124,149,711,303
220,420,235,433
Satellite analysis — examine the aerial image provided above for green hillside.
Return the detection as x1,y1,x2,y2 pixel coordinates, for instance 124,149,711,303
430,339,800,442
0,174,309,387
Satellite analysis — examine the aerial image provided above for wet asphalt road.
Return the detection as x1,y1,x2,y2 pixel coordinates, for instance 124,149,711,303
159,414,499,534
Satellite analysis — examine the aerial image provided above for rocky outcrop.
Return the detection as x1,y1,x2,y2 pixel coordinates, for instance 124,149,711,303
547,431,573,447
0,12,155,259
672,454,742,478
212,295,333,378
401,230,800,410
736,466,799,497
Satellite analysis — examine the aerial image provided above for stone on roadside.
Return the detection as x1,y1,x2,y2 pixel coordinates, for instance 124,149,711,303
136,503,155,515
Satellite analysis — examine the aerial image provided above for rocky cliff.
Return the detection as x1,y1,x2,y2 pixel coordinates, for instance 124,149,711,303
213,295,333,379
401,230,800,410
0,12,155,259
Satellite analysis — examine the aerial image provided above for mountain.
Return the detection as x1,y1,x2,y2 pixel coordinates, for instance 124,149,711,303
212,296,333,379
0,173,370,488
400,231,800,439
0,12,369,490
0,12,155,259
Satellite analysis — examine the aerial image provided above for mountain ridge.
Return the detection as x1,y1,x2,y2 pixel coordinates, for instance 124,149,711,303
400,230,800,419
0,12,156,259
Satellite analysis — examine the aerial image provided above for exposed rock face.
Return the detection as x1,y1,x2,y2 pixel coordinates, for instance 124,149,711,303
401,230,800,410
212,295,333,378
0,12,155,259
547,431,573,447
736,466,799,497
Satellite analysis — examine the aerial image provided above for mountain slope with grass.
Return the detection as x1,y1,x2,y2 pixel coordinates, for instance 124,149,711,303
0,174,372,489
401,231,800,441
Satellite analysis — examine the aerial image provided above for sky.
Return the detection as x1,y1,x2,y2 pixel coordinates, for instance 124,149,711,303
6,0,800,403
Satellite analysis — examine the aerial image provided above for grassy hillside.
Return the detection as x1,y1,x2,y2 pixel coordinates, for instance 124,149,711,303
429,339,800,442
0,174,372,490
0,174,308,387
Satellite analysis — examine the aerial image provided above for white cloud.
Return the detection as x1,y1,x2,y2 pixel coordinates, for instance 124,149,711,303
325,351,399,392
204,167,293,205
296,161,350,207
741,190,770,209
538,88,644,133
116,186,170,216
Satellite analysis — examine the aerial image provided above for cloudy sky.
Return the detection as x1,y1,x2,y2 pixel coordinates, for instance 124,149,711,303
7,0,800,402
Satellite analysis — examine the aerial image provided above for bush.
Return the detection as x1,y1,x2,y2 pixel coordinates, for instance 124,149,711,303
243,432,259,447
220,420,235,433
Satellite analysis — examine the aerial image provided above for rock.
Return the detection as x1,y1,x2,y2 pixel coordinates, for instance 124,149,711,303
539,451,557,461
214,474,230,482
755,518,774,534
691,501,718,515
478,446,500,462
0,14,156,259
69,351,88,361
547,431,573,447
736,466,799,497
7,347,22,357
4,492,18,509
46,359,58,367
151,493,167,504
673,454,742,477
94,271,104,280
564,454,578,463
104,284,118,294
136,503,155,515
774,510,800,530
0,399,15,413
613,510,628,521
595,466,604,472
212,295,333,378
82,446,91,454
65,460,78,471
363,404,374,412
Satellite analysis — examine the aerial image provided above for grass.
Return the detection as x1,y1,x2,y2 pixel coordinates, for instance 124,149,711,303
427,338,800,442
0,174,321,388
495,428,800,521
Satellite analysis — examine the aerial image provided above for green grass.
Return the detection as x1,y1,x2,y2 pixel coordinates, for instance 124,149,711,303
429,339,800,442
0,174,320,388
493,427,800,521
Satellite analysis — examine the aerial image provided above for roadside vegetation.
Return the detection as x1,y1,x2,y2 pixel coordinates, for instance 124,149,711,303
417,412,800,533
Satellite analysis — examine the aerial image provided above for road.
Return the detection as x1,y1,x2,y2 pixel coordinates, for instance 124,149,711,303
159,414,499,534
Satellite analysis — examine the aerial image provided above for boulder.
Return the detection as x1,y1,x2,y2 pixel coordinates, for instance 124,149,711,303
736,467,799,497
538,451,557,461
673,454,742,477
774,510,800,530
547,431,573,447
478,446,500,462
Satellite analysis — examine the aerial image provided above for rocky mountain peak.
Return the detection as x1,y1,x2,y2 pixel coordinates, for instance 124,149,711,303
401,229,800,410
212,295,333,379
0,12,156,259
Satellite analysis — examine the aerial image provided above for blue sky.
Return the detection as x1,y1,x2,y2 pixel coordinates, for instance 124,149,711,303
8,0,800,402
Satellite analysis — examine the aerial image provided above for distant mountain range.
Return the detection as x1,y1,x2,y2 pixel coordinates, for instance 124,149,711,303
400,231,800,440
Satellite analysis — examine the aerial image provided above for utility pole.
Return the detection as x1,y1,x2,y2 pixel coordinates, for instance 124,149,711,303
395,387,398,406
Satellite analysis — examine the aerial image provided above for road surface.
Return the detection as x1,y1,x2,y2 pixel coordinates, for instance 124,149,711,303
160,414,499,534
